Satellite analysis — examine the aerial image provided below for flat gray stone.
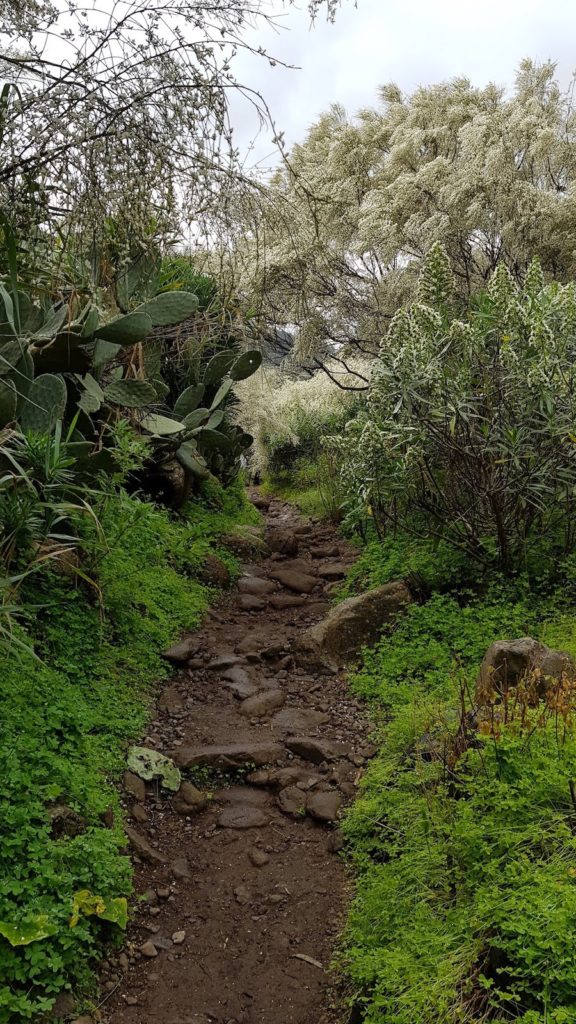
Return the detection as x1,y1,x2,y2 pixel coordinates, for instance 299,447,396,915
172,742,283,770
277,785,307,818
218,805,269,830
306,789,342,822
273,708,329,734
238,577,277,596
161,636,199,664
285,736,336,765
239,689,285,718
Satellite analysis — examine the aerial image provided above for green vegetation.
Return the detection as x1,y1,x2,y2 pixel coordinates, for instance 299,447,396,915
0,478,257,1022
340,535,576,1024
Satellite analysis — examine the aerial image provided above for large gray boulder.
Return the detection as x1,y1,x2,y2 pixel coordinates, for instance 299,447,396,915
476,637,575,703
296,581,412,670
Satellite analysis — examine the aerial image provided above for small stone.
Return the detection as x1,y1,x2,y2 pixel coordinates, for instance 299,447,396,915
207,653,242,671
130,803,148,823
218,805,269,830
270,594,307,610
249,848,270,867
161,636,199,664
238,594,266,612
143,889,158,904
118,953,129,972
172,781,208,815
172,857,192,880
172,930,186,945
239,689,285,718
125,995,138,1006
234,884,251,905
139,941,158,958
158,685,185,712
269,893,284,904
306,789,342,823
277,785,307,818
238,577,276,596
273,569,318,594
157,888,171,899
125,828,166,865
286,737,336,765
152,936,173,950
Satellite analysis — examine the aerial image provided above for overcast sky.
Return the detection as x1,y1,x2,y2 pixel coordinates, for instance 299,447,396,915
230,0,576,169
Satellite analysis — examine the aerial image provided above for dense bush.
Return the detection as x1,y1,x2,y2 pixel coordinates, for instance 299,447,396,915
334,246,576,570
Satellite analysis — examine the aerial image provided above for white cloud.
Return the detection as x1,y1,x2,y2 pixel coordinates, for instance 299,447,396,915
229,0,576,167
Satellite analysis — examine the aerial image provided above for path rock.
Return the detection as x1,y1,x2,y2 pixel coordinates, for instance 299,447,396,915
207,653,242,670
218,805,269,829
252,495,271,511
311,545,340,559
297,581,412,670
306,790,342,823
221,665,258,699
238,594,267,612
249,848,270,867
239,689,285,718
277,785,307,817
273,708,329,735
172,930,186,944
172,741,283,770
286,736,336,765
238,577,277,596
161,636,199,664
171,781,208,815
272,569,318,594
171,857,192,880
318,563,347,580
198,553,231,588
139,940,158,958
476,637,576,703
123,770,146,803
266,529,299,557
270,594,308,610
131,803,148,823
158,685,185,712
125,828,166,865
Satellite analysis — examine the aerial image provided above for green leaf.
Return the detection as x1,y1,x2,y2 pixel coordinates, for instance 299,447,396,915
0,916,58,946
70,890,128,931
126,746,181,792
203,351,236,385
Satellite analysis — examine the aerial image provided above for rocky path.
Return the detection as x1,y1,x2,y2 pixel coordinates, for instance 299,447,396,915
100,494,371,1024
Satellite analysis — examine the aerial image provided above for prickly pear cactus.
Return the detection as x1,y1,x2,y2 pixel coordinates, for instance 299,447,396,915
103,379,158,408
20,374,67,434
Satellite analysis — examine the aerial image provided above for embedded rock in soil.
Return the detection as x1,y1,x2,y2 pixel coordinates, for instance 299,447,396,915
297,581,412,670
266,528,299,557
207,652,242,670
239,689,285,718
238,576,277,596
125,827,166,865
310,545,340,559
171,857,192,880
218,805,269,829
270,594,308,610
140,940,158,958
286,736,336,765
49,805,86,838
161,636,199,664
220,665,259,699
238,594,267,612
476,637,576,703
171,781,208,815
197,552,231,588
172,741,283,770
273,708,330,735
158,685,185,712
277,785,307,818
123,770,146,803
249,847,270,867
273,569,318,594
318,563,347,580
306,789,342,823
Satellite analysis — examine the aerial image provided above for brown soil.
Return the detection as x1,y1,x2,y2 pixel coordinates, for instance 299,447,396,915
100,494,369,1024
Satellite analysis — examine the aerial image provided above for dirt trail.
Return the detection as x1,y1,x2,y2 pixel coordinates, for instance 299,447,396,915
101,494,369,1024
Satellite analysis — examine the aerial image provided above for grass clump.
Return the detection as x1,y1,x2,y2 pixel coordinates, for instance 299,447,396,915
0,478,256,1023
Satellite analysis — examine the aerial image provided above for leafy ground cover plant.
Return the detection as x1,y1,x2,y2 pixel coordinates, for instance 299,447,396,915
0,477,257,1022
340,537,576,1024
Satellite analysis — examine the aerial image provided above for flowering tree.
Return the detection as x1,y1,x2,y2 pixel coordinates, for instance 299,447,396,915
0,0,349,253
234,61,576,371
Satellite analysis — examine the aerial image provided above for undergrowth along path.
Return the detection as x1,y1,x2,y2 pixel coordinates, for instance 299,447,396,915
102,494,369,1024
